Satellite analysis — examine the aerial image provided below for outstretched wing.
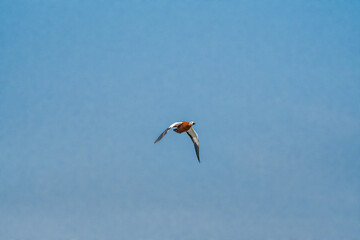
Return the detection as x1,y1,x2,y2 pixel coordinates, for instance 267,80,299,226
154,122,182,144
186,127,200,162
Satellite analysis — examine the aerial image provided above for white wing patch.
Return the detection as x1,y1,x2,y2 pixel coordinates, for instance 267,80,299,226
168,122,182,129
154,122,182,144
187,127,200,162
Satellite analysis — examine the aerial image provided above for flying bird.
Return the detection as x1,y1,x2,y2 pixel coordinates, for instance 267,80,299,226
154,121,200,162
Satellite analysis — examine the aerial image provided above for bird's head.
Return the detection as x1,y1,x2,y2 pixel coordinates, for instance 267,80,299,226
189,121,196,126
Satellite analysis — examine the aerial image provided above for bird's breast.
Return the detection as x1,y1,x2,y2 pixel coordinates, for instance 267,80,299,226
176,122,191,133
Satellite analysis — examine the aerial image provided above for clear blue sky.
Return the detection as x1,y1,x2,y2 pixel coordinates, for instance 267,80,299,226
1,1,359,239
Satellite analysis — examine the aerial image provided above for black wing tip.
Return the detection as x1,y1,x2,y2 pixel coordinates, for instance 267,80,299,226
154,127,171,144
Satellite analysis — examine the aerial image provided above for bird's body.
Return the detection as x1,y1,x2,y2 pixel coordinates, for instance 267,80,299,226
154,121,200,162
173,121,193,133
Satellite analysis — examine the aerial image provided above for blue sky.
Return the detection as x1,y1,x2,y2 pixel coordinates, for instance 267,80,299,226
1,0,359,239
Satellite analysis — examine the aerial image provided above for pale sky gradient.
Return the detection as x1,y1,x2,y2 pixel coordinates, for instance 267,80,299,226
1,1,360,239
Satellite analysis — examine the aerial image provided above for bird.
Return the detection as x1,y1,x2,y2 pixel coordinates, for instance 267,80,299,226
154,121,200,162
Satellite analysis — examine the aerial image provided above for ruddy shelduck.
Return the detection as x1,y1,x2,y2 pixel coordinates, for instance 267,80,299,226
154,121,200,162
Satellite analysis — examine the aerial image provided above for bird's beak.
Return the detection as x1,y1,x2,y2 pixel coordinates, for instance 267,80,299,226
193,122,196,125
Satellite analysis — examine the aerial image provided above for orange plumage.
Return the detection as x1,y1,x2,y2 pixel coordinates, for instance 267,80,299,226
173,121,194,133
